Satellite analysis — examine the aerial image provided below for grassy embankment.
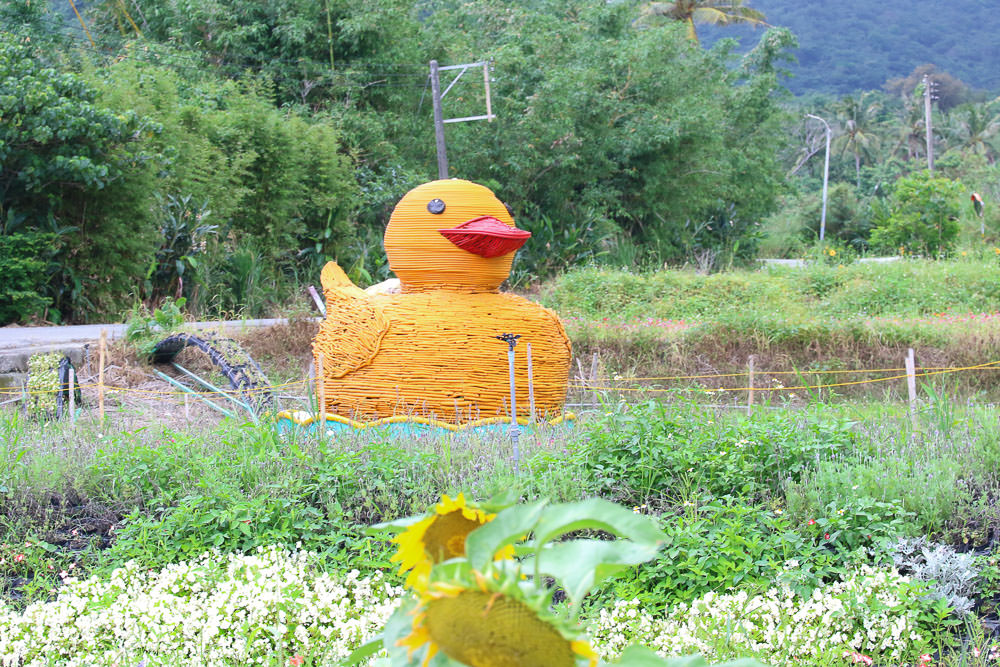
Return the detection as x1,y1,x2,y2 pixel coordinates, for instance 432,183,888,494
541,258,1000,399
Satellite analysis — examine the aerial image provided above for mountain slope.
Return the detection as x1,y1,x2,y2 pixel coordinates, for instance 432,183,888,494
701,0,1000,94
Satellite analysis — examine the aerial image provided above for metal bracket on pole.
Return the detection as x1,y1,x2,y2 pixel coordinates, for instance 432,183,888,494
429,59,496,179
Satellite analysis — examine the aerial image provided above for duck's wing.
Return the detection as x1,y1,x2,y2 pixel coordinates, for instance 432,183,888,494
314,261,390,377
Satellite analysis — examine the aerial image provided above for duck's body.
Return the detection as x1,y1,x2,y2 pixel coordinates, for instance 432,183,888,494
312,179,572,423
314,285,570,421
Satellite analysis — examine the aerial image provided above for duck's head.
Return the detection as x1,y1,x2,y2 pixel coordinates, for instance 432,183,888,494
384,179,530,291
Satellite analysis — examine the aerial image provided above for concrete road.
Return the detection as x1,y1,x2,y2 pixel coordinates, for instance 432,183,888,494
0,318,305,374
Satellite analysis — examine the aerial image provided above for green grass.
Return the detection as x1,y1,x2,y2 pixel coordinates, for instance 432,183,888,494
542,259,1000,321
543,260,1000,399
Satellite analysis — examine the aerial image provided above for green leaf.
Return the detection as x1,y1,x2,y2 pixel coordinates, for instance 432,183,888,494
368,512,428,535
614,647,769,667
617,647,698,666
339,637,384,667
381,599,427,666
480,487,522,513
532,539,661,610
465,499,549,571
533,498,666,548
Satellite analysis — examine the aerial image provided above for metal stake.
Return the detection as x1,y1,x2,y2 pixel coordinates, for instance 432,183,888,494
496,333,521,473
526,342,536,423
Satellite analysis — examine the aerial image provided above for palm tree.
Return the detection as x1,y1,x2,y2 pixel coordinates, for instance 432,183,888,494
944,103,1000,163
636,0,767,44
832,93,882,189
890,95,929,163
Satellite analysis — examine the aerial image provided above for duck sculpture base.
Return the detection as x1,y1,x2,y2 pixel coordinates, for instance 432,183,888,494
274,410,576,435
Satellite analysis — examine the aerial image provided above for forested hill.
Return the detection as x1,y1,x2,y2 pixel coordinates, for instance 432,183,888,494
701,0,1000,95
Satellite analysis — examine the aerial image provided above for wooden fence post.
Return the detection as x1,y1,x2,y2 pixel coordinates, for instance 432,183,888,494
590,353,599,407
905,347,917,429
68,367,76,425
747,355,755,416
98,328,107,422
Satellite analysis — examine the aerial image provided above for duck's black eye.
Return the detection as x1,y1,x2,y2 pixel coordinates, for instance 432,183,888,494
427,198,446,214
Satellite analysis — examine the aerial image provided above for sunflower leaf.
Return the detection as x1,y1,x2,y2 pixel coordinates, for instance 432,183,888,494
339,636,383,666
465,499,549,571
531,539,661,612
479,486,521,513
380,598,422,665
368,512,428,535
533,498,666,547
613,646,768,666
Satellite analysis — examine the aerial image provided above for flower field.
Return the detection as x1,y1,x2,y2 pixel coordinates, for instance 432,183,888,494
2,546,401,666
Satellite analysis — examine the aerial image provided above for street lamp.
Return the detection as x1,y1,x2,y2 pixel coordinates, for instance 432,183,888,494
806,114,831,242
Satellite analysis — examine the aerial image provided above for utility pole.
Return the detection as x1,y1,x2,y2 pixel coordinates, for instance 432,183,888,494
806,114,831,242
923,74,935,174
428,60,496,180
429,60,448,180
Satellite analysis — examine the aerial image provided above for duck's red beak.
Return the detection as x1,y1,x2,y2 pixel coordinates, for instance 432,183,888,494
438,216,531,258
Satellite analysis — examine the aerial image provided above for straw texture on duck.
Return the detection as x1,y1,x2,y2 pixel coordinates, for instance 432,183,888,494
312,180,571,423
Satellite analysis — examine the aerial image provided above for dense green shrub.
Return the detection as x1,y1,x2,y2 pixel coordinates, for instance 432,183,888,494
0,32,160,322
870,171,965,256
106,492,346,570
421,4,794,268
90,61,359,278
600,498,877,608
799,183,872,247
580,401,857,506
91,0,422,108
786,437,975,536
0,232,53,322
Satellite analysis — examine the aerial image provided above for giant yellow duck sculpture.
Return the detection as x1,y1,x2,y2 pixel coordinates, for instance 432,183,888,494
311,179,572,426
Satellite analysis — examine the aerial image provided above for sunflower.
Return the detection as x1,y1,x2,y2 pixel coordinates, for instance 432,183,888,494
391,494,513,589
399,578,598,667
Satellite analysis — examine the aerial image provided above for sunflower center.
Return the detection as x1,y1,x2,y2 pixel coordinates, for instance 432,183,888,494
423,591,576,667
422,510,483,562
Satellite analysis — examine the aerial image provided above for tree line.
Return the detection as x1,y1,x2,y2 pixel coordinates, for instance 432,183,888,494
1,0,797,324
773,79,1000,258
2,0,996,325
